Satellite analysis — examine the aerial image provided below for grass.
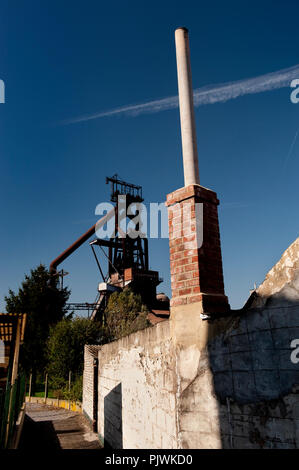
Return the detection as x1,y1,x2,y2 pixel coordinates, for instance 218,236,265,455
26,390,56,399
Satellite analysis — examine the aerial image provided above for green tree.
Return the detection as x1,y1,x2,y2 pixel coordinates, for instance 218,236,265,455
62,375,83,402
4,264,70,379
47,317,101,388
104,288,150,341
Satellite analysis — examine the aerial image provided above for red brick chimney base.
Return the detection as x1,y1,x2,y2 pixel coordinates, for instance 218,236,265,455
166,184,230,315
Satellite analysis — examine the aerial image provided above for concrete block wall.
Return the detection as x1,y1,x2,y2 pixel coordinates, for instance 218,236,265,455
96,321,178,449
83,302,299,448
175,301,299,449
209,303,299,448
209,306,299,403
83,243,299,449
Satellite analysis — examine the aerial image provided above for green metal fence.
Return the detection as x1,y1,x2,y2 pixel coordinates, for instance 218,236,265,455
0,374,26,449
0,389,4,440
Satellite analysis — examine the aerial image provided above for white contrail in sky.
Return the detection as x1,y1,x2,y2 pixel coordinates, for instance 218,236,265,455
61,64,299,125
283,127,299,169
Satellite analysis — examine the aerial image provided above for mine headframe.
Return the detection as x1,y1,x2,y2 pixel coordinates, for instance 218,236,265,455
91,174,148,278
49,175,162,320
106,174,143,204
89,176,162,318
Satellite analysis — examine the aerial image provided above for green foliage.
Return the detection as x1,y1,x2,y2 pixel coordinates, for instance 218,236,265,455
104,288,150,341
62,375,83,402
5,265,151,402
47,317,101,382
4,264,70,375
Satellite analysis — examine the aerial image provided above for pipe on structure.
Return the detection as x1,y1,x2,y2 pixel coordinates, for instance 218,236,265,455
50,207,115,275
175,27,200,187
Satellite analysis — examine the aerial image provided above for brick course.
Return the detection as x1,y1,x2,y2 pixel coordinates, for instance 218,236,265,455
166,184,229,312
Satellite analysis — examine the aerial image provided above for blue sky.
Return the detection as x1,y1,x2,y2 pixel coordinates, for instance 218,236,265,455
1,0,299,311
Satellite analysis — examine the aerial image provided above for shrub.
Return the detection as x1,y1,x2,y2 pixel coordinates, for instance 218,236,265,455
104,288,151,341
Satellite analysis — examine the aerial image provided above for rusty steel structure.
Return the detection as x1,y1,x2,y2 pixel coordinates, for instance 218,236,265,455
50,175,165,319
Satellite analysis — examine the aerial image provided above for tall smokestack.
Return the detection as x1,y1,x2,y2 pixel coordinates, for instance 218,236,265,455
175,27,200,187
167,27,229,318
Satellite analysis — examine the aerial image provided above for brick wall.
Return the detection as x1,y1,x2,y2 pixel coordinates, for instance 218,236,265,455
166,184,229,313
83,345,101,424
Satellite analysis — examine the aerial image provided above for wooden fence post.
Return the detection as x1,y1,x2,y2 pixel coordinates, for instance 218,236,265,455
68,371,71,410
28,373,32,403
44,374,48,404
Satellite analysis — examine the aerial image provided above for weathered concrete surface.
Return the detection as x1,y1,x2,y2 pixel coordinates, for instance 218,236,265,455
96,321,178,449
20,403,102,449
83,239,299,449
255,237,299,301
84,295,299,448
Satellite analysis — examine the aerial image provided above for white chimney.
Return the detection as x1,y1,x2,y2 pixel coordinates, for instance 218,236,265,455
175,27,200,186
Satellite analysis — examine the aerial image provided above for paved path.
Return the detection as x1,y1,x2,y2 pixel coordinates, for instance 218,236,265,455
20,403,102,449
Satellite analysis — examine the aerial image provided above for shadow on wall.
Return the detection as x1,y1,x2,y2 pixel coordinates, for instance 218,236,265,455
208,288,299,449
104,383,123,449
